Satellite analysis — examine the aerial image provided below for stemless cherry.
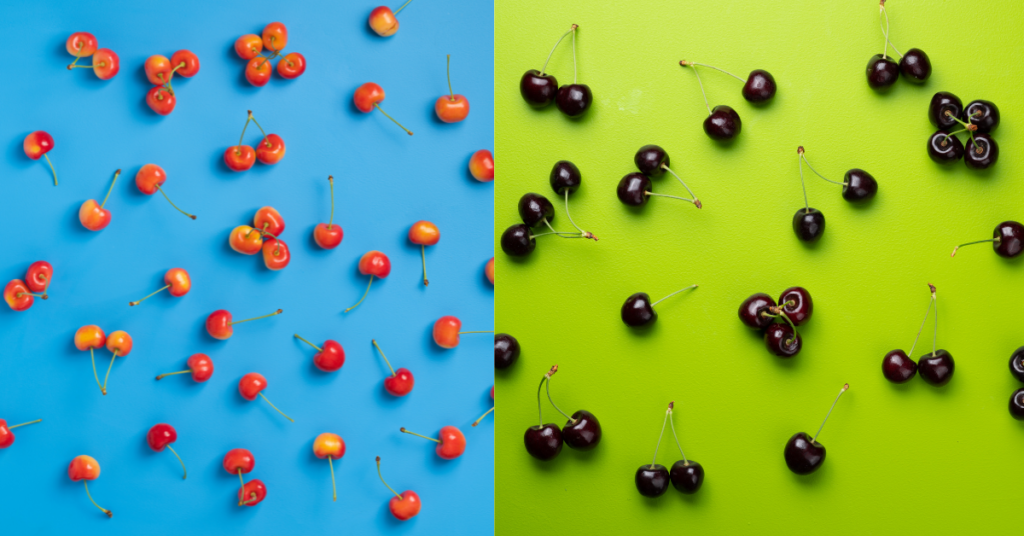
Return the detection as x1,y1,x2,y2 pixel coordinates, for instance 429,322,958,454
521,25,575,107
952,221,1024,259
495,333,520,370
899,48,931,82
964,134,998,170
1009,347,1024,383
524,366,563,461
1010,389,1024,420
927,131,965,164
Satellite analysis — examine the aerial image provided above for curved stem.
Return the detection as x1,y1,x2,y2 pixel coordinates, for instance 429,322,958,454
8,419,41,429
393,0,413,15
667,403,687,464
249,114,269,146
541,25,576,75
167,445,187,480
879,5,903,57
800,153,845,186
102,350,118,394
100,169,120,209
812,384,849,444
797,150,809,212
232,309,283,325
294,334,322,352
156,185,197,219
562,190,597,239
660,165,701,208
43,154,57,186
530,231,587,239
762,310,799,345
376,457,402,499
952,237,998,257
372,103,413,136
90,348,105,395
237,469,246,505
941,129,968,143
345,276,374,313
545,373,575,423
571,26,577,84
83,481,111,517
684,63,712,115
472,407,494,427
645,191,698,204
328,455,337,501
906,295,933,358
237,113,252,149
400,427,441,444
69,42,84,68
650,405,670,468
327,176,336,227
259,392,294,422
880,3,889,59
535,370,552,428
685,62,744,82
541,218,581,238
421,244,428,286
372,339,395,376
652,284,698,307
130,285,169,306
155,369,190,380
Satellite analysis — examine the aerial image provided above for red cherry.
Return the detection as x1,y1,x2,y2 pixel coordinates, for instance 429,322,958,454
255,134,286,165
346,251,391,313
354,83,413,135
146,87,176,115
245,57,272,86
25,261,53,296
294,334,345,372
409,221,440,286
368,6,400,37
400,425,466,459
377,456,420,521
277,52,306,79
4,280,41,311
262,239,291,271
206,308,282,340
79,169,119,231
262,22,288,51
130,267,191,306
239,372,293,422
23,131,57,186
156,353,213,382
313,175,344,250
373,339,413,396
135,164,195,219
68,455,111,517
253,206,285,236
239,479,267,507
469,150,494,182
170,50,200,77
147,423,187,479
224,128,256,171
234,35,262,60
432,315,461,348
0,418,42,449
66,32,98,59
435,55,469,123
144,55,173,85
91,48,120,80
222,448,255,474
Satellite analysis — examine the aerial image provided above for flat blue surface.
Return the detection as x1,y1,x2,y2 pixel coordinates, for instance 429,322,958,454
0,1,493,533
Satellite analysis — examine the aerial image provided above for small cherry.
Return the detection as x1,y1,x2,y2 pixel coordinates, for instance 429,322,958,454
354,83,413,135
277,52,306,79
680,61,741,140
777,287,813,325
144,55,173,85
239,372,294,422
135,164,196,219
4,280,44,311
621,284,698,328
409,221,440,286
130,268,190,306
1010,347,1024,383
68,455,111,517
79,169,120,232
469,150,494,182
500,224,539,256
253,206,286,236
485,257,495,285
633,145,702,208
1010,389,1024,420
313,433,345,501
635,402,672,498
555,25,592,117
793,149,825,242
235,34,262,60
156,353,214,382
253,126,286,165
294,334,345,372
262,238,291,271
369,0,413,37
912,285,954,386
400,426,466,459
262,22,288,51
679,60,776,103
223,448,256,506
738,293,777,329
524,366,563,461
23,131,57,186
964,134,998,170
542,367,601,450
785,384,849,475
65,32,97,68
473,388,495,427
245,57,272,87
952,221,1024,259
74,325,107,395
224,111,258,171
239,480,267,507
229,225,264,255
666,402,704,494
101,330,133,395
518,191,592,240
520,25,574,107
377,456,421,521
882,283,936,383
146,423,187,479
929,92,963,130
435,54,469,122
373,339,414,396
170,50,200,78
433,315,493,348
495,333,520,370
617,172,697,209
868,2,918,88
964,100,999,134
927,131,966,164
0,418,41,449
345,251,391,313
765,323,802,358
798,146,877,203
206,308,283,340
313,176,344,249
25,260,53,297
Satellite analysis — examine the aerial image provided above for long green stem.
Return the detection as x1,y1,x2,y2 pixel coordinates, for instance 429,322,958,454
667,403,688,464
800,152,845,186
294,334,322,352
101,350,118,394
682,62,712,115
327,176,336,228
345,277,374,313
232,309,283,325
167,445,187,479
400,427,440,443
130,285,169,306
952,237,998,257
540,26,575,75
651,404,670,468
812,384,849,443
259,392,294,422
156,185,197,220
155,369,190,380
100,169,120,209
372,339,395,376
237,469,246,505
445,54,454,99
685,61,744,82
8,419,42,429
536,366,557,427
544,373,575,423
472,407,494,427
907,295,933,358
237,113,252,149
376,457,402,499
651,284,698,307
930,284,938,356
797,149,809,212
69,42,84,68
83,480,111,517
879,4,903,57
393,0,413,15
646,191,698,204
660,165,701,208
328,455,337,501
43,154,57,186
372,103,413,136
421,244,428,286
90,348,105,395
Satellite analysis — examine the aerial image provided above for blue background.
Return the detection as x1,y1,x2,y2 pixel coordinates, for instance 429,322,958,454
0,1,493,534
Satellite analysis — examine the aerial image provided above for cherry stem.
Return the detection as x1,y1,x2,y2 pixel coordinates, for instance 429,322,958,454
530,231,588,239
345,276,374,313
812,383,849,444
155,369,190,380
796,150,810,212
681,62,712,115
237,469,246,505
168,62,185,78
650,403,671,468
541,25,576,75
544,372,575,423
15,291,46,299
941,129,969,143
43,154,58,186
400,427,440,444
446,54,455,100
907,291,934,358
231,309,283,325
800,152,845,186
90,348,105,395
372,339,396,377
762,310,799,345
652,284,698,307
327,175,336,227
880,3,890,59
682,61,744,82
879,5,904,58
536,365,557,427
421,244,428,286
69,43,84,68
372,103,414,136
249,113,269,145
571,25,578,84
646,191,699,205
83,481,111,518
166,445,187,480
472,407,494,427
930,284,938,356
542,218,584,238
130,285,169,306
458,330,494,335
102,350,119,394
667,403,688,464
156,185,197,219
952,237,999,257
294,334,322,352
945,111,979,146
376,457,403,500
100,169,120,209
328,455,337,502
259,392,294,422
7,419,41,429
240,492,259,505
393,0,413,15
237,113,252,149
563,190,598,239
660,164,702,208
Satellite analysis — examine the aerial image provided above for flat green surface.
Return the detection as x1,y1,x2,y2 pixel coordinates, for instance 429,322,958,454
495,0,1023,533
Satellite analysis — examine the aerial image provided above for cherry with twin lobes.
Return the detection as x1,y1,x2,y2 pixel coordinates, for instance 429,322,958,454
494,333,520,370
524,366,602,461
4,260,52,312
78,169,120,232
224,111,286,172
520,24,592,118
74,325,132,396
234,22,306,86
469,150,495,182
618,144,702,210
23,131,58,185
65,32,119,80
792,146,877,243
866,1,931,91
784,383,849,475
635,402,704,498
295,334,346,372
882,284,954,386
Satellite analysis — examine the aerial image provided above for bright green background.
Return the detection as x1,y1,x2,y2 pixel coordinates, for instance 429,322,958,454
495,0,1023,533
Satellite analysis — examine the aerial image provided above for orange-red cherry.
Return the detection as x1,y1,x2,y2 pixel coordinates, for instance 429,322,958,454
79,169,120,231
223,448,255,475
239,373,267,401
229,225,264,255
408,221,440,246
68,454,111,517
224,145,256,171
401,425,466,459
66,32,97,58
254,207,285,236
146,87,176,115
135,164,196,219
359,251,391,278
146,423,187,479
75,325,106,351
295,334,346,372
4,280,40,311
164,268,191,297
245,57,271,86
0,418,42,449
234,35,263,60
206,309,287,340
354,82,385,112
435,55,469,123
485,258,494,285
469,150,494,182
26,261,53,296
262,238,291,270
368,7,400,36
262,22,288,51
170,50,200,77
432,316,461,348
314,175,343,249
144,55,173,85
277,53,306,79
23,131,54,160
255,134,286,165
239,479,267,506
377,456,421,521
156,353,214,382
91,48,120,80
105,330,133,357
313,433,345,459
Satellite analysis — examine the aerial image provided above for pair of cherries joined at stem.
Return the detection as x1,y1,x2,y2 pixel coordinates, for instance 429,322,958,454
525,366,602,461
635,402,703,497
495,333,520,370
74,325,132,395
354,83,414,135
739,287,813,358
129,267,190,307
400,426,466,459
927,92,1000,170
224,111,286,171
296,334,346,372
69,455,111,517
409,221,440,285
792,146,878,243
0,417,41,449
785,383,849,475
156,353,214,383
469,150,495,182
65,32,119,80
435,55,469,123
678,58,777,141
621,283,698,328
143,50,200,115
882,284,954,386
377,456,420,520
206,308,283,340
23,131,57,185
501,188,596,257
4,260,51,311
314,176,344,249
618,145,702,210
240,373,294,422
520,24,592,117
369,0,415,37
146,424,187,479
374,339,414,396
432,315,493,349
313,433,346,501
223,448,266,507
234,22,306,86
951,221,1023,259
1008,348,1024,420
346,251,391,312
866,1,931,90
228,207,291,270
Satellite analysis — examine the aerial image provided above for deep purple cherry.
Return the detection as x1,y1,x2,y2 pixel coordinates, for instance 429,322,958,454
524,366,564,461
679,61,775,104
1009,347,1024,383
518,193,555,228
899,48,931,83
738,293,776,329
927,131,964,164
703,105,741,141
621,284,698,328
918,350,954,386
495,333,520,370
882,350,917,383
866,54,899,89
799,146,876,203
765,323,801,358
635,402,677,498
500,224,536,257
929,92,963,130
952,221,1024,259
793,208,825,243
964,134,998,170
519,25,576,108
665,401,704,494
562,410,601,450
784,384,848,475
1010,389,1024,420
778,286,812,326
964,100,999,133
549,160,581,195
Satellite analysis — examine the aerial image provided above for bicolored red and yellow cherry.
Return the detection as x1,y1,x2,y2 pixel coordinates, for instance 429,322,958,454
239,372,294,422
170,50,200,78
621,284,698,327
224,111,257,171
785,384,849,475
100,330,133,395
130,268,190,307
409,221,439,286
252,206,285,236
472,387,495,427
0,418,41,448
432,315,493,348
485,257,494,285
66,32,97,66
223,448,259,506
156,353,214,382
313,433,346,501
146,86,176,116
145,55,174,85
469,150,494,182
79,169,120,231
952,221,1024,259
435,54,469,123
679,60,776,103
369,0,414,36
400,425,466,459
26,261,53,297
229,225,264,254
377,456,420,521
206,308,283,340
135,164,197,219
147,423,187,479
295,334,345,372
4,280,45,311
23,131,58,186
262,239,291,270
68,455,111,517
373,339,413,396
235,34,263,60
345,251,391,313
314,176,344,249
66,33,119,80
74,325,107,395
678,61,741,141
354,83,413,135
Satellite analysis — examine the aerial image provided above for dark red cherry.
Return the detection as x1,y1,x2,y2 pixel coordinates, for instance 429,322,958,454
1009,347,1024,382
562,410,601,450
927,131,964,164
778,287,813,326
634,145,668,177
635,464,669,497
784,432,824,474
518,193,555,227
520,70,558,108
556,84,592,118
742,70,776,103
793,208,825,242
765,323,801,358
898,48,931,83
993,222,1024,258
703,105,741,140
549,161,581,195
964,134,998,170
495,333,520,370
882,350,917,383
964,100,999,133
842,169,877,202
1010,389,1024,420
929,92,963,130
918,350,954,386
616,172,651,207
669,461,704,494
738,293,776,329
621,292,655,327
500,224,536,257
866,54,899,90
524,424,562,460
